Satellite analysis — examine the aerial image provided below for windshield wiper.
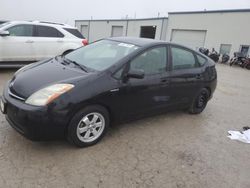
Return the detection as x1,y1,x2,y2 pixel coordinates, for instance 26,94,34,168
62,57,88,72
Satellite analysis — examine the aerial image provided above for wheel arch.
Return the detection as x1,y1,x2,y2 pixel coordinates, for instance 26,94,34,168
67,102,113,127
64,102,113,137
62,49,74,55
204,86,211,97
58,43,82,55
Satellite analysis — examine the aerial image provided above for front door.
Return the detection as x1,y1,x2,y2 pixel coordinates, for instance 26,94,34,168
116,46,173,118
0,24,35,61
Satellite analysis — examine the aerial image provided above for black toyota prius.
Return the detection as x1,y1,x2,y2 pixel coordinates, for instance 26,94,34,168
0,37,217,147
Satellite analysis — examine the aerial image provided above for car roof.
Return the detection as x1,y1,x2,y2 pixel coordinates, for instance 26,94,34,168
107,37,167,47
106,37,208,58
106,37,200,51
4,21,76,29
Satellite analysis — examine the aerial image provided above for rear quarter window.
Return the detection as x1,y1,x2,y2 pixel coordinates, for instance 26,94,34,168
64,28,84,39
196,54,207,66
171,46,198,70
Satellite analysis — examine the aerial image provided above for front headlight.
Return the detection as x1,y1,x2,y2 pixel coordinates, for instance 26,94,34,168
25,84,74,106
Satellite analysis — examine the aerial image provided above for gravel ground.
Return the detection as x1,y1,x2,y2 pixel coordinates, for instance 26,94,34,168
0,64,250,188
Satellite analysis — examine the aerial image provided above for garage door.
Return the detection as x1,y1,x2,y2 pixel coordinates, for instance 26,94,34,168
111,26,123,37
171,29,206,50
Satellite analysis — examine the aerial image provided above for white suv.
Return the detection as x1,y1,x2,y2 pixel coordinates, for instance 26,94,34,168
0,21,88,67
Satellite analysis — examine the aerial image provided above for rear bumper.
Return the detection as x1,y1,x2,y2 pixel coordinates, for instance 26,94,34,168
1,82,69,141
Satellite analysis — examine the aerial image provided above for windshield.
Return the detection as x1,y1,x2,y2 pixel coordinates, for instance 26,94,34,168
65,40,140,71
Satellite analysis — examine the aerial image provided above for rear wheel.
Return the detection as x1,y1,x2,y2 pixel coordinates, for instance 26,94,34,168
67,105,110,147
189,88,209,114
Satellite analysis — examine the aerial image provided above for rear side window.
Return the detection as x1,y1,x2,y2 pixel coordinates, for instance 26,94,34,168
7,24,34,37
171,46,197,70
36,25,64,38
197,54,207,66
64,28,84,39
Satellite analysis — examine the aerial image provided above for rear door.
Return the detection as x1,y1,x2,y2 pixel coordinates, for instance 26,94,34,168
169,45,205,106
0,24,35,61
33,25,64,60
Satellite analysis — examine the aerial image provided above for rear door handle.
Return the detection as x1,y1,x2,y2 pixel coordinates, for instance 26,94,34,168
110,88,119,92
57,40,64,43
160,77,170,84
26,40,34,43
196,74,202,79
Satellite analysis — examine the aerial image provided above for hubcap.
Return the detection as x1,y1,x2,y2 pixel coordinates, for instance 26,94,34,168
76,112,105,143
197,93,207,108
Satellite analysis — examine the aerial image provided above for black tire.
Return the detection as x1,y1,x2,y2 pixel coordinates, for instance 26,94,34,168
189,88,209,114
67,105,110,147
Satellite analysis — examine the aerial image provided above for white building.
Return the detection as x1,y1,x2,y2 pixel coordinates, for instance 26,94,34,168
166,9,250,56
75,17,168,42
75,9,250,57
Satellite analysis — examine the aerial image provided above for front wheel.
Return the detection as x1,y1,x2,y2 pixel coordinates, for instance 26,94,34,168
189,88,209,114
67,105,110,147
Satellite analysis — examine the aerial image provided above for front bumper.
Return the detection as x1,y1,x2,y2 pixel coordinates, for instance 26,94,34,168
1,82,70,141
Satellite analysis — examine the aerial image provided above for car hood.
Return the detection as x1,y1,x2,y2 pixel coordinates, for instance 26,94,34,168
9,58,93,99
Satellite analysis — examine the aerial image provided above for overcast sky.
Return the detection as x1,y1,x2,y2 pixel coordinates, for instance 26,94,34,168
0,0,250,25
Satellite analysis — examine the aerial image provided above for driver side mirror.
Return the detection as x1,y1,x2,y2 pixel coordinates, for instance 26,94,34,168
0,30,10,37
123,69,145,82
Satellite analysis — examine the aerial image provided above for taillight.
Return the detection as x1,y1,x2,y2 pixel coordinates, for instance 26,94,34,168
82,39,88,46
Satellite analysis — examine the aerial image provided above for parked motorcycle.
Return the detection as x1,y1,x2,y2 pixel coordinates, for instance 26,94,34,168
199,47,209,56
199,47,220,63
221,54,230,64
241,58,250,70
229,52,246,66
209,48,220,63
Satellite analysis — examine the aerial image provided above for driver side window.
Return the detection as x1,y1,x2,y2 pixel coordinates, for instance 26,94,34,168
7,24,34,37
129,46,167,75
